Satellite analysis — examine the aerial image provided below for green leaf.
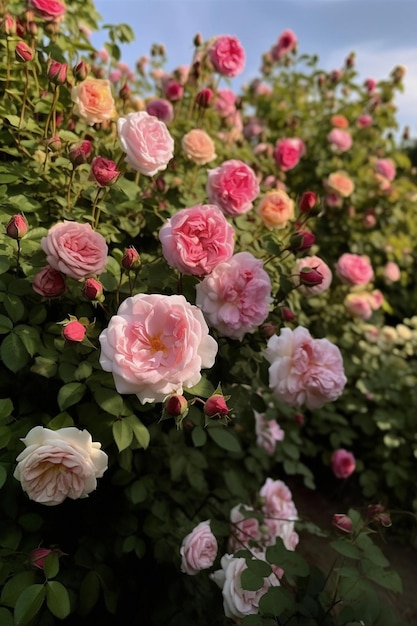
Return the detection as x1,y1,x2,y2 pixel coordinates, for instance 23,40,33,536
0,314,13,334
79,571,100,617
207,427,242,453
45,581,70,619
330,539,361,560
0,464,7,488
266,539,309,578
30,356,58,378
46,412,74,430
3,293,25,323
0,256,11,274
191,425,207,447
125,414,150,449
14,325,40,357
18,513,43,532
94,387,124,416
184,376,215,398
240,568,266,592
258,585,296,616
129,480,147,504
14,584,45,626
57,382,86,411
0,607,14,626
43,552,60,580
112,419,133,452
0,572,35,607
364,566,403,593
0,333,29,373
0,397,13,418
0,426,11,448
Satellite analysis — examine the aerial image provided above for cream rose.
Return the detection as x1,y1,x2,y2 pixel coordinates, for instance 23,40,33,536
182,129,217,165
71,78,116,126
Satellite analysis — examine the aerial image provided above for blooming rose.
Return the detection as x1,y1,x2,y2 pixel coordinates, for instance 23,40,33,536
254,411,284,456
32,265,66,297
331,114,349,128
99,294,218,404
326,171,355,197
214,89,237,118
211,554,280,619
41,221,108,281
383,261,401,283
180,520,218,575
145,98,174,123
344,290,383,320
182,129,216,165
375,158,396,181
13,426,108,506
335,253,374,286
206,160,260,217
273,137,305,171
28,0,66,21
257,189,294,229
117,111,174,176
292,256,333,296
271,29,297,61
327,128,352,152
265,327,347,409
357,114,373,128
196,252,272,340
209,35,245,77
228,504,262,553
90,156,120,187
71,79,116,125
159,204,234,277
331,449,356,479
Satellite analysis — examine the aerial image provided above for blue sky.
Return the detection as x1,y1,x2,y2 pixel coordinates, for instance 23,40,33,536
93,0,417,137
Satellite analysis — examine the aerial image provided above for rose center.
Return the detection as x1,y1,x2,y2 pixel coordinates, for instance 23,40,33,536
148,334,167,354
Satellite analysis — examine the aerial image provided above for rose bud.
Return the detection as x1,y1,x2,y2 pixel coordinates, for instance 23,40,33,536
298,267,323,287
164,394,188,418
90,156,120,187
193,32,203,47
290,230,316,253
332,514,353,534
6,214,28,239
83,277,104,301
62,320,86,343
47,59,67,85
1,13,17,36
119,82,131,101
29,548,53,570
195,87,214,108
46,135,62,152
260,322,276,338
294,412,304,425
69,140,93,167
164,80,183,102
281,306,295,322
204,394,229,419
121,246,141,271
73,59,89,82
15,41,33,63
299,191,318,214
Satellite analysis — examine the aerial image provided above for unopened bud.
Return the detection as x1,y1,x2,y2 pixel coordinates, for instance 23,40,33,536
90,156,120,187
260,322,276,338
119,82,131,101
46,135,62,152
15,41,33,63
6,214,28,239
290,230,316,253
47,59,67,85
73,59,89,82
193,33,203,47
69,140,93,167
164,394,188,418
332,514,353,534
121,246,141,271
195,87,214,109
299,191,318,214
204,394,229,419
29,548,53,570
83,278,104,301
299,267,323,287
62,320,86,343
2,13,17,36
281,307,295,322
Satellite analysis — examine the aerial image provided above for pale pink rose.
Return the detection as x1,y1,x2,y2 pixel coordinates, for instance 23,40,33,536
41,221,108,281
331,449,356,479
13,426,108,506
214,89,237,118
369,289,383,309
117,111,174,176
28,0,66,20
206,160,260,216
335,253,374,286
159,204,234,277
292,256,333,296
228,504,262,553
327,128,352,152
99,294,218,404
180,520,218,575
325,192,343,208
254,411,284,456
383,261,401,283
271,29,297,61
357,114,373,128
326,171,355,197
109,69,122,84
344,292,374,320
257,189,294,229
32,265,66,297
182,128,216,165
71,79,115,125
209,35,246,77
259,478,298,523
210,553,280,619
243,119,264,140
195,252,272,340
146,98,174,123
265,326,347,409
273,137,305,171
375,158,396,181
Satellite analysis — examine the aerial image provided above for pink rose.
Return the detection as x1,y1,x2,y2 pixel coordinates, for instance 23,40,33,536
71,79,115,125
271,29,297,61
6,214,28,239
41,221,108,281
273,137,305,171
344,290,382,320
195,252,272,340
99,294,218,404
335,253,374,286
257,189,294,229
331,449,356,479
117,111,174,176
214,89,237,118
90,156,120,187
327,128,352,152
209,35,245,77
383,261,401,283
206,159,260,216
28,0,66,20
265,326,347,409
375,158,396,181
254,411,284,456
180,520,218,575
181,128,216,165
159,204,234,277
145,98,174,123
326,171,355,197
13,426,108,506
259,478,298,522
163,80,184,102
228,504,262,553
357,114,373,128
210,554,280,619
292,255,333,296
32,265,66,297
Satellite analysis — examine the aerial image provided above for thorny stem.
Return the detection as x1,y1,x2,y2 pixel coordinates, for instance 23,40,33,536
43,84,59,139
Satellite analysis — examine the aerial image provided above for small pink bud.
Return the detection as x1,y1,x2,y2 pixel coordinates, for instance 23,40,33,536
73,59,89,82
260,322,276,338
62,320,86,343
46,135,62,152
294,412,304,425
47,59,67,85
195,87,214,108
90,156,120,187
15,41,33,63
332,514,353,534
331,449,356,479
281,307,295,322
164,394,188,417
204,394,229,419
299,267,323,287
69,140,93,167
290,230,316,252
164,80,183,102
83,278,103,301
6,214,28,239
29,548,53,570
299,191,318,214
2,13,17,36
121,246,141,271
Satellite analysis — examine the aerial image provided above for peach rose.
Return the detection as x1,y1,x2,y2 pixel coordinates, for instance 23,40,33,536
13,426,108,506
71,79,116,125
331,114,349,128
257,189,294,229
180,520,218,575
182,129,216,165
326,171,355,197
